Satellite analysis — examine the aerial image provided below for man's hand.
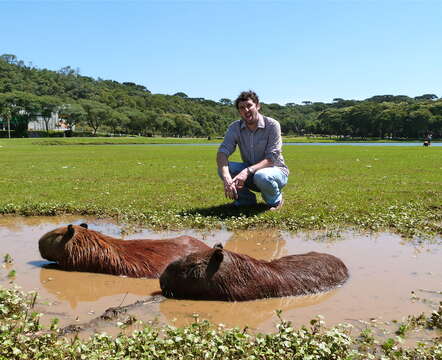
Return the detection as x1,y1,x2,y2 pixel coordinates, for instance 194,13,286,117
223,178,238,199
232,168,249,190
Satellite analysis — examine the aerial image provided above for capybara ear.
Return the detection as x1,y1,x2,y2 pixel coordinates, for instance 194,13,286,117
79,223,88,229
212,247,224,263
213,242,223,249
67,224,74,236
206,247,224,277
63,224,75,242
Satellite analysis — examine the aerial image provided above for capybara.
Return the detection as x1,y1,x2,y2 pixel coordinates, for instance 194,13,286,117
38,223,210,278
160,243,349,301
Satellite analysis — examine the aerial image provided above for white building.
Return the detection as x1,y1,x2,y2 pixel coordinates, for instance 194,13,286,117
28,112,70,131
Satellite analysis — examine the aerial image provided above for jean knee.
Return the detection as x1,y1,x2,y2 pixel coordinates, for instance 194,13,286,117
253,171,273,190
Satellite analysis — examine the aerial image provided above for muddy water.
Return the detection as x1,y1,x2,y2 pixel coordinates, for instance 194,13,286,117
1,216,441,335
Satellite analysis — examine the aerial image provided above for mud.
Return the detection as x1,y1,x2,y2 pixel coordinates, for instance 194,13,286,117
1,216,441,336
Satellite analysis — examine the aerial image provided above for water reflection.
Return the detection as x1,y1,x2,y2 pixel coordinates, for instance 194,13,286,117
39,267,158,308
223,229,287,260
159,291,336,330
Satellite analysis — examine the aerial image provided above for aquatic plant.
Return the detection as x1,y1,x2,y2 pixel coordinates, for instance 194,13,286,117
0,285,441,360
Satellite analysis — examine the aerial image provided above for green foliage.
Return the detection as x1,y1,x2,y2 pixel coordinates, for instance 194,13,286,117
0,285,441,359
395,302,442,336
3,254,13,264
1,54,441,139
27,130,67,138
0,130,16,138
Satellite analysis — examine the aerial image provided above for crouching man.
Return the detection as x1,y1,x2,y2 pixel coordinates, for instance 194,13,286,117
217,90,289,211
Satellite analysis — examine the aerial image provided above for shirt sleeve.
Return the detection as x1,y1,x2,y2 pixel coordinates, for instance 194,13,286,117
218,122,238,157
264,120,282,163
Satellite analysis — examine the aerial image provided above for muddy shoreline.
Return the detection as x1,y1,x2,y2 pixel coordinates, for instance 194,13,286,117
1,215,441,337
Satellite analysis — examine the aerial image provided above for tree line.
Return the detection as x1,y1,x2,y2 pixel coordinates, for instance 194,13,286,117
0,54,440,139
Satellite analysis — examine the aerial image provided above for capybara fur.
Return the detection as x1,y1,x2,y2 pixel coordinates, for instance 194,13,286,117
160,243,349,301
39,223,210,278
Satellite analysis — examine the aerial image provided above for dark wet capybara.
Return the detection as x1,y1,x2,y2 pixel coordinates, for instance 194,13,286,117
38,223,210,278
160,243,349,301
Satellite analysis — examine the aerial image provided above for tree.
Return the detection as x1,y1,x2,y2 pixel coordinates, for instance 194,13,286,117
58,103,86,129
407,107,431,137
144,110,159,135
0,54,18,65
122,108,148,135
414,94,438,101
0,91,41,136
0,101,12,137
57,66,79,77
79,99,112,135
366,95,395,103
344,103,380,137
105,110,129,135
157,115,175,136
318,108,346,137
219,98,233,106
376,103,407,138
172,113,200,137
173,92,188,98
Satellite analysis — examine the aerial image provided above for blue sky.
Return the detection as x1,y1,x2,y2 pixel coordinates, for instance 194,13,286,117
1,0,441,104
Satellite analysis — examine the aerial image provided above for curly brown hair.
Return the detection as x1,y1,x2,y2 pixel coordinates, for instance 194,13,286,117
234,90,259,109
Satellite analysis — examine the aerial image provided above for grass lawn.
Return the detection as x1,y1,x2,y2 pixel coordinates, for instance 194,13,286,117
0,137,441,236
1,137,442,359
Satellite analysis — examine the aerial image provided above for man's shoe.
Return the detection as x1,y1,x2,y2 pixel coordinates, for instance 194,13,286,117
269,198,284,211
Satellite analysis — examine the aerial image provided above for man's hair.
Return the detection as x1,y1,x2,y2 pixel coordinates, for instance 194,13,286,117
234,91,259,109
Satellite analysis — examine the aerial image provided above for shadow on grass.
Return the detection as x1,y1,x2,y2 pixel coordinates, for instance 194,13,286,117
180,203,269,219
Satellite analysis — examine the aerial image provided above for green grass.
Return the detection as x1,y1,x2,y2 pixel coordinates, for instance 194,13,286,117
1,139,441,358
0,138,441,235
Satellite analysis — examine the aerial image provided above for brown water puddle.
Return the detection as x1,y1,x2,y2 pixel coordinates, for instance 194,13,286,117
0,216,441,336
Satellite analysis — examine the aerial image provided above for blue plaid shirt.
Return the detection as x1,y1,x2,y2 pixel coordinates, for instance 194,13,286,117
218,115,289,176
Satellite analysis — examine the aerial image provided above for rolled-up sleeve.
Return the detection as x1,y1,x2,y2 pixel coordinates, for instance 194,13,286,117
218,123,237,157
264,121,282,163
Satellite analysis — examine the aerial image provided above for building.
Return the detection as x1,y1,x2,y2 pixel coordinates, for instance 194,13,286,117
28,112,70,131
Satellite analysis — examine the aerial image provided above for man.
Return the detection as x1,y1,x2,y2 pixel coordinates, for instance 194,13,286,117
217,90,289,210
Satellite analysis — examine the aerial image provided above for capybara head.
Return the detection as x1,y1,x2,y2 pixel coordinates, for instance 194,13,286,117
38,223,88,262
160,243,238,300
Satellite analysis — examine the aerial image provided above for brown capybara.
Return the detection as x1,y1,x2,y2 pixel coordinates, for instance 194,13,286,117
160,243,349,301
38,223,210,278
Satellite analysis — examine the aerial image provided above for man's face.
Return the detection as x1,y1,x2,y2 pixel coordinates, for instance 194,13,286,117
238,99,261,125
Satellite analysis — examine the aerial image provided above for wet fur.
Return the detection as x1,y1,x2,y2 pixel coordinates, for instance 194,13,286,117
160,244,349,301
39,224,209,278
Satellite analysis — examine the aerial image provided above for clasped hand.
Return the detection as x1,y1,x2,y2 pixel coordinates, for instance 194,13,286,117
224,169,249,200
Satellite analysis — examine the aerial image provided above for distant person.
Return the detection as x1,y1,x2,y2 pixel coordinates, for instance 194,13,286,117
424,133,432,147
216,90,289,211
